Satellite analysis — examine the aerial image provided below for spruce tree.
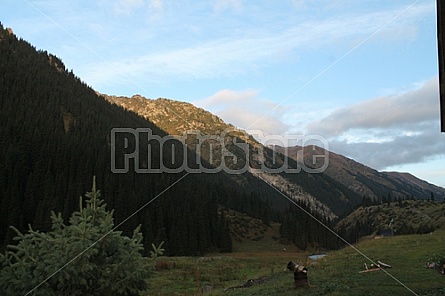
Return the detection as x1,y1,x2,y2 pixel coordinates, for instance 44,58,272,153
0,177,150,295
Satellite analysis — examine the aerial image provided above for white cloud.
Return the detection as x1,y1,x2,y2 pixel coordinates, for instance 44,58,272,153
307,78,439,137
214,0,242,12
330,126,445,170
82,2,433,87
194,89,290,135
195,89,258,110
306,77,445,170
81,35,291,87
291,0,307,10
149,0,163,10
147,0,164,21
114,0,144,15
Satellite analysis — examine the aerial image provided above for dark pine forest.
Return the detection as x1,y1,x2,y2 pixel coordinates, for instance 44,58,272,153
0,23,344,255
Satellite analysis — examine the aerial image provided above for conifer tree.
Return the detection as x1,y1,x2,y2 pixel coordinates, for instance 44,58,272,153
0,177,150,295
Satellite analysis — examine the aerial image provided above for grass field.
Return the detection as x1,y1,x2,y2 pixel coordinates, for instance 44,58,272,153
144,227,445,295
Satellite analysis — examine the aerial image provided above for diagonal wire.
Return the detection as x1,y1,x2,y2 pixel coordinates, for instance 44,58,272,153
19,1,423,296
255,172,419,295
246,0,421,131
25,172,190,296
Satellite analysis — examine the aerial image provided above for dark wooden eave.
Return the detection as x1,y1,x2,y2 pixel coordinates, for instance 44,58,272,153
437,0,445,132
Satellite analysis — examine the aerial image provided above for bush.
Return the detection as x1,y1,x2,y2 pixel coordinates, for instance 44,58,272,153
0,177,150,295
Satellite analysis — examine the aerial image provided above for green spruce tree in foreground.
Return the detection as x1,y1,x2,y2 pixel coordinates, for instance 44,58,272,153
0,177,150,295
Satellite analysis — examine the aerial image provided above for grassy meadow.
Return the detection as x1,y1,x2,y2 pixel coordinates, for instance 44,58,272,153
144,227,445,295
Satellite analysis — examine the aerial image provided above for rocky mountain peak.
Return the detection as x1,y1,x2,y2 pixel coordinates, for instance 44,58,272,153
101,93,235,136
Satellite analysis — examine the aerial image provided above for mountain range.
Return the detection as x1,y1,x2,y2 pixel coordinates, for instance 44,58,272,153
102,94,365,218
0,23,340,254
103,94,445,205
1,23,444,255
274,145,445,203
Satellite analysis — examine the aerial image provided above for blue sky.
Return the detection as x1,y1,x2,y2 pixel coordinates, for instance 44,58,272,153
2,0,445,187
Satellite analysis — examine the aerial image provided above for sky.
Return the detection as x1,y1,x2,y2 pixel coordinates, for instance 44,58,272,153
2,0,445,187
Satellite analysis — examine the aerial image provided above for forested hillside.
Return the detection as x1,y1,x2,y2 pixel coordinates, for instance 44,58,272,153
0,22,391,254
336,199,445,243
1,21,351,255
0,23,277,255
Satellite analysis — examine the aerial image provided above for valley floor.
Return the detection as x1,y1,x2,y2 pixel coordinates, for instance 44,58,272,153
144,228,445,295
